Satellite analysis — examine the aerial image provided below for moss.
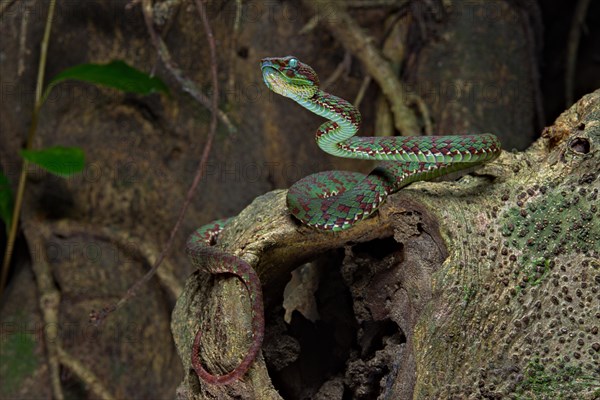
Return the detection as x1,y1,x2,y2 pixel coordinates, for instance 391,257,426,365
515,358,600,399
500,182,599,264
0,332,38,395
514,257,551,292
462,284,478,305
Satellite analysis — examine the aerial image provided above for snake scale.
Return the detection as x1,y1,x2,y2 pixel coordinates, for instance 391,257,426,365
187,56,502,384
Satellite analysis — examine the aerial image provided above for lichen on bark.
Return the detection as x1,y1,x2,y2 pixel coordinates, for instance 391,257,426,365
409,90,599,399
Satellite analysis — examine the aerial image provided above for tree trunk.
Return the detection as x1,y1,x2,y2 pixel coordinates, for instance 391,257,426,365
172,89,600,399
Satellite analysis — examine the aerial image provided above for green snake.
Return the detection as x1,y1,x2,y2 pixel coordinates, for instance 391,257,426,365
187,56,502,384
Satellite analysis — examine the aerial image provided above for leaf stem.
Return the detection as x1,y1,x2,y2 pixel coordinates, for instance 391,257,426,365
0,0,56,296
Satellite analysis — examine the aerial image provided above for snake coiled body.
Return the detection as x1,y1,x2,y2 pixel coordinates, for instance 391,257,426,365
187,56,501,384
261,56,501,230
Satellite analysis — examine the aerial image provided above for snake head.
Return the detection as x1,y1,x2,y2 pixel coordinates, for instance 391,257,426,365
261,56,319,99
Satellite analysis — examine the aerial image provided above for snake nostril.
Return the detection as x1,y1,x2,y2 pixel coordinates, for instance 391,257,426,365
569,137,590,154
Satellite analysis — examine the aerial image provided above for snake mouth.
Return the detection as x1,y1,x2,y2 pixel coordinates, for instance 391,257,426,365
261,62,291,97
261,68,281,92
260,59,279,77
260,59,281,84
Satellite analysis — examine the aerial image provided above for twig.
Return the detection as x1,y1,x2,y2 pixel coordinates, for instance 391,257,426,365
56,346,116,400
17,4,29,77
19,4,61,396
1,0,56,299
143,0,182,76
375,95,394,136
22,220,64,400
28,218,177,400
375,13,409,137
194,0,219,131
566,0,591,106
0,0,17,16
409,94,432,135
91,0,221,325
301,0,420,135
321,51,351,91
353,75,371,109
299,0,409,34
347,0,408,7
298,14,320,35
226,0,242,101
140,0,236,133
48,219,183,298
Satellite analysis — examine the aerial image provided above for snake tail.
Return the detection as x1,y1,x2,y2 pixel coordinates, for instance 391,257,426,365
186,219,264,384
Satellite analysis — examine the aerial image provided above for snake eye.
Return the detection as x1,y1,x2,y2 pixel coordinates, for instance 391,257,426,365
288,58,298,68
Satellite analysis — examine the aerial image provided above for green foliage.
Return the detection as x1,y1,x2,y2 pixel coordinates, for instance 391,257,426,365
0,332,38,395
20,147,85,177
462,284,477,305
44,60,169,101
0,172,13,232
2,60,170,278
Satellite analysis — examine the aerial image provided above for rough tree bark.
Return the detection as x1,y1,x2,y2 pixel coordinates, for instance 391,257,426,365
172,90,599,399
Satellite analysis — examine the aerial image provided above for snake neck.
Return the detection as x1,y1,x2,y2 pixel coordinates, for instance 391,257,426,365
292,89,501,165
293,89,362,158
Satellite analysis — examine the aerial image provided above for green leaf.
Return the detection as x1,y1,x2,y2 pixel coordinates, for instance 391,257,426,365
20,147,85,177
44,61,168,100
0,172,13,232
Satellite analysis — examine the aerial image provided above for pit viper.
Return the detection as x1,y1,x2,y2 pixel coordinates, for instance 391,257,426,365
187,56,502,384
